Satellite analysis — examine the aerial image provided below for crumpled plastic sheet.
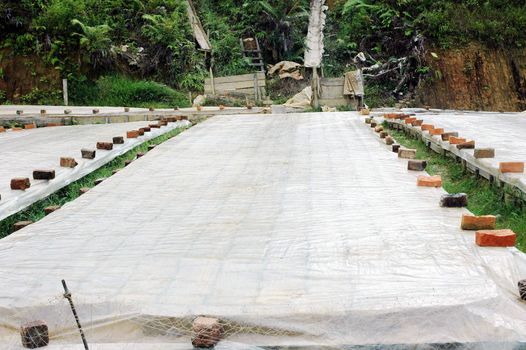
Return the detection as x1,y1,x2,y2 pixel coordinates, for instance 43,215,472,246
0,113,525,349
381,111,526,194
0,120,190,222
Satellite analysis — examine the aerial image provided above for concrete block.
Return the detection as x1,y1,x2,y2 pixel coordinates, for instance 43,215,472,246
44,205,61,216
474,148,495,159
127,130,140,138
20,320,49,348
441,132,459,141
33,170,55,180
461,214,496,230
60,157,78,168
457,141,475,150
113,136,124,144
499,162,524,174
124,107,130,112
14,221,33,231
97,142,113,150
408,160,427,171
398,148,417,159
360,108,370,115
440,193,468,207
476,229,516,247
392,144,401,153
11,178,31,190
417,175,442,188
191,317,223,348
81,149,96,159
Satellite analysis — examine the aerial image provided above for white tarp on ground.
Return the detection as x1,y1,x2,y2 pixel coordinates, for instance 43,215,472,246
0,113,526,349
0,121,190,222
387,111,526,194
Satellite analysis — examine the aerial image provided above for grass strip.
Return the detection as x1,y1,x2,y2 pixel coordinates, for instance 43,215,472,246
386,124,526,251
0,125,190,238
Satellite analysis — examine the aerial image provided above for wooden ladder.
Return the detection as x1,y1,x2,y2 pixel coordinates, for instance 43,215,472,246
240,38,265,72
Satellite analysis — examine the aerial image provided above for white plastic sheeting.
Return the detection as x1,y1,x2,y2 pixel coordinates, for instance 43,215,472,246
386,111,526,193
1,113,526,349
0,121,190,221
304,0,327,68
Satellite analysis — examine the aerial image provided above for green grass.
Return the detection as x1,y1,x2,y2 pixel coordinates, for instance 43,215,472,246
386,125,526,251
0,124,190,238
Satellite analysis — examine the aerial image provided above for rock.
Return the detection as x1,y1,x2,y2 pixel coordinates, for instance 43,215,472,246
44,205,61,216
519,280,526,301
79,187,90,195
193,95,207,107
94,178,106,186
14,221,33,231
385,136,394,145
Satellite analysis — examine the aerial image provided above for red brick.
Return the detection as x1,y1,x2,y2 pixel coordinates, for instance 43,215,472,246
46,122,63,127
476,229,516,247
0,126,5,132
12,127,23,131
14,221,33,231
11,178,31,190
404,117,417,124
499,162,524,173
141,127,151,133
191,317,223,348
138,129,145,136
441,132,459,141
24,123,36,129
421,124,434,131
474,148,495,159
159,120,168,126
412,120,424,126
457,140,475,150
417,175,442,188
127,130,140,138
449,136,466,145
461,214,496,230
20,320,49,348
429,128,444,136
113,136,124,144
149,124,161,129
219,105,225,111
97,142,113,150
33,169,55,180
60,157,78,168
398,148,417,159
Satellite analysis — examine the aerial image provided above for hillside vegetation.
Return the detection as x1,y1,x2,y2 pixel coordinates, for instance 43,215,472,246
0,0,525,106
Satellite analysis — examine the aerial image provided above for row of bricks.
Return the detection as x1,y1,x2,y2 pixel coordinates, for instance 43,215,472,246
9,146,154,232
20,315,224,349
13,107,186,116
0,123,63,133
400,117,525,174
367,117,520,249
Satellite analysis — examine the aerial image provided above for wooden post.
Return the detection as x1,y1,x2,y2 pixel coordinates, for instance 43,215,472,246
62,79,69,106
253,72,259,103
188,92,193,105
210,66,216,95
312,67,320,109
